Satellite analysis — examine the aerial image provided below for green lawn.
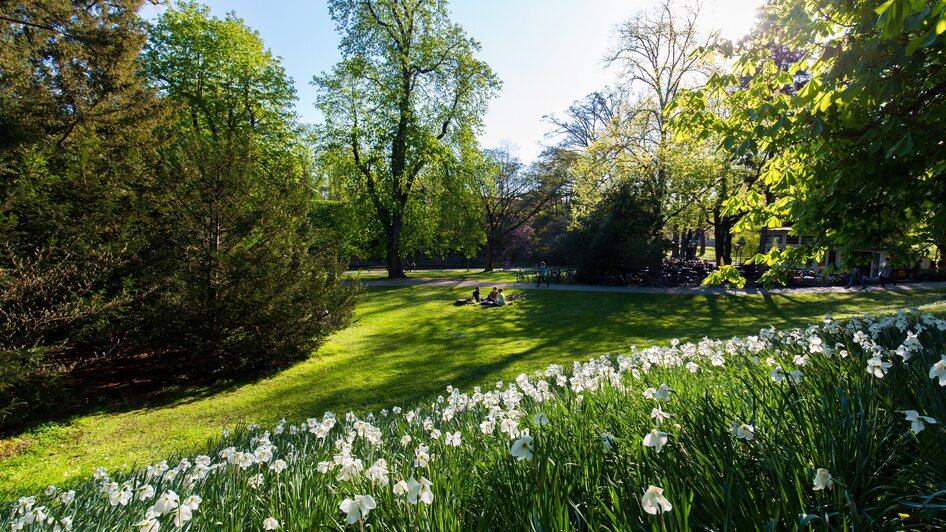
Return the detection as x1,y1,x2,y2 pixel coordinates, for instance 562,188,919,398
1,286,944,492
346,268,528,283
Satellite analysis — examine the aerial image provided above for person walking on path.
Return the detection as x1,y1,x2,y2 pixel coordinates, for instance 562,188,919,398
536,261,550,288
846,266,867,290
879,258,896,288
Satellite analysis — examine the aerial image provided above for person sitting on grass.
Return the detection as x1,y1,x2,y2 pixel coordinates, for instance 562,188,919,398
495,288,506,306
472,286,481,302
483,287,498,305
482,288,507,307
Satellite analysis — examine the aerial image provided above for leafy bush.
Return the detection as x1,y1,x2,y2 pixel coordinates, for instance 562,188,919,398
570,181,667,281
5,310,944,529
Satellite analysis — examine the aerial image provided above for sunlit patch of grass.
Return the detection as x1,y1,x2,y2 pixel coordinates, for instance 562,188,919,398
0,287,943,492
2,309,944,529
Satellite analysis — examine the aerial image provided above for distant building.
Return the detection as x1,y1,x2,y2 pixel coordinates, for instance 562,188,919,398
761,227,932,276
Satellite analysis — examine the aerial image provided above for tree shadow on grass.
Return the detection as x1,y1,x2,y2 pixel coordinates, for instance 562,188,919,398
22,287,943,435
3,286,945,492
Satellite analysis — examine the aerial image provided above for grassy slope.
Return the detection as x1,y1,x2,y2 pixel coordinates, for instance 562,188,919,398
1,286,943,492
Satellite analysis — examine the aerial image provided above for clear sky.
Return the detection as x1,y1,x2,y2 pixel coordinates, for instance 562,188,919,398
142,0,766,164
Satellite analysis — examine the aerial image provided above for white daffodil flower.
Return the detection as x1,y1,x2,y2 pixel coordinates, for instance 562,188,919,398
406,477,434,505
59,491,75,505
866,355,892,378
643,429,668,453
269,459,287,474
182,495,201,511
109,488,131,506
340,494,377,524
903,410,937,434
414,444,430,468
813,468,833,491
789,369,804,384
602,433,617,454
254,447,273,463
336,457,363,482
54,517,72,532
262,516,279,530
732,423,755,441
393,480,410,496
510,434,534,461
133,517,160,532
641,485,672,515
172,504,193,528
367,459,389,486
655,384,672,401
930,355,946,386
770,366,787,383
808,335,823,354
23,506,46,525
533,413,549,426
15,496,34,515
445,431,462,447
651,405,671,425
149,490,179,516
137,484,155,502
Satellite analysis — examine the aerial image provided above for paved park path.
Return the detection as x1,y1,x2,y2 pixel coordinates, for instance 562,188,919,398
357,272,946,296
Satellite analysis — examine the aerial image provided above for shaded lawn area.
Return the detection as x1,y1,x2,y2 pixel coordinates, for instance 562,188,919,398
346,269,528,283
1,286,944,492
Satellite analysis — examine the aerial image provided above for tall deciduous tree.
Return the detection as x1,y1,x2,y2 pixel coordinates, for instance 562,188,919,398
476,145,568,271
688,1,946,268
315,0,499,278
604,0,713,215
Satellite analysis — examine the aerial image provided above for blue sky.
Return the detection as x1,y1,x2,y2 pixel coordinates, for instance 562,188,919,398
142,0,766,163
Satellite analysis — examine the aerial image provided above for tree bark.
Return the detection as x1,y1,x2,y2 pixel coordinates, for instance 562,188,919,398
386,212,404,279
714,208,734,266
484,237,495,272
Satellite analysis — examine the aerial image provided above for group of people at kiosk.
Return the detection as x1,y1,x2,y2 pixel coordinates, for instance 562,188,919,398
472,286,506,307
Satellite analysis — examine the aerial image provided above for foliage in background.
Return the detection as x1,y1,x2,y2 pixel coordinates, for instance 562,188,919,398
570,181,666,280
474,145,568,271
139,2,357,376
681,0,946,268
0,0,165,427
0,0,358,428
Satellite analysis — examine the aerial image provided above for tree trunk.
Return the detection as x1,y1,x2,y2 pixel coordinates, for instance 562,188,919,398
713,207,738,266
683,228,695,260
386,213,404,279
699,230,706,257
670,228,680,258
484,236,496,272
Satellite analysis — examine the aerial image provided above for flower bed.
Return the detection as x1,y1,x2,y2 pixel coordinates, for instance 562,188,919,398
5,310,946,530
